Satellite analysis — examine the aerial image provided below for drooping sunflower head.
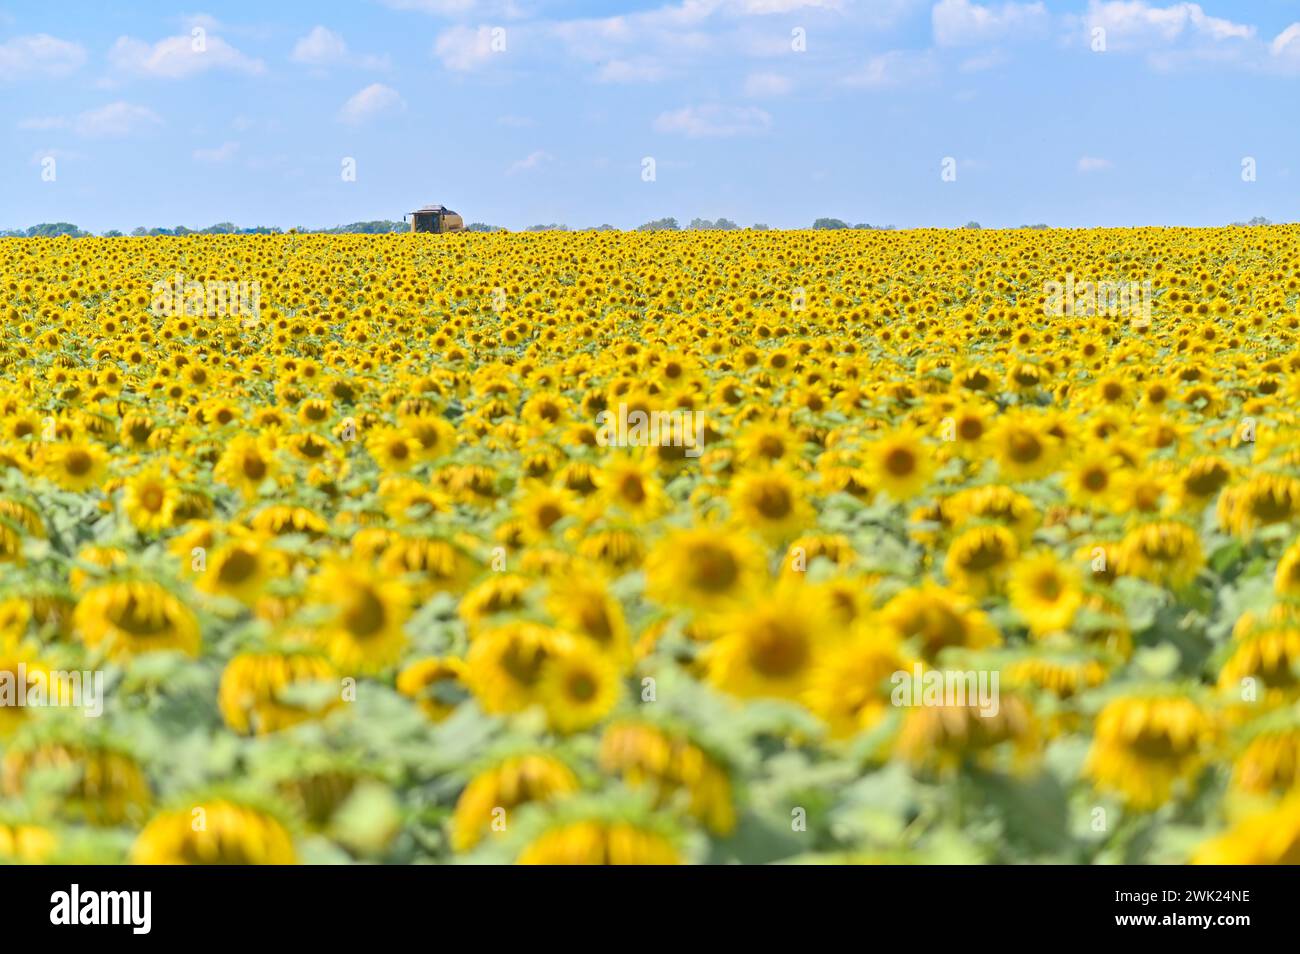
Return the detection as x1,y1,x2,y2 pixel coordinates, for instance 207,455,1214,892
130,799,297,865
599,721,736,835
943,524,1020,597
218,649,342,736
879,581,1001,658
517,817,681,865
451,753,579,852
2,738,151,826
396,656,470,722
1084,692,1218,811
73,579,200,659
1114,520,1203,589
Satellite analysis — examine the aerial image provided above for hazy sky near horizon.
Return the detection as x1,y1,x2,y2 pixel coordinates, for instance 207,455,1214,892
2,0,1298,232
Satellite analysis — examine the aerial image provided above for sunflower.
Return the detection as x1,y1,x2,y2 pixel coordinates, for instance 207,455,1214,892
1231,717,1300,794
450,752,580,852
735,420,798,469
1064,445,1122,511
514,482,576,543
401,413,458,461
644,527,764,611
1114,520,1203,589
74,580,200,659
40,441,109,492
866,427,935,501
465,621,565,714
599,722,735,834
120,466,181,533
878,581,1001,658
396,657,470,722
1005,651,1109,700
218,650,341,735
578,526,646,571
1008,551,1084,637
130,800,297,864
596,456,668,519
705,586,832,700
458,573,534,629
213,434,277,498
68,544,128,593
0,823,55,862
1218,473,1300,537
2,740,151,825
1216,622,1300,698
894,693,1038,776
540,640,623,733
1192,796,1300,864
945,485,1039,543
306,562,410,675
517,818,681,865
728,469,812,542
1084,693,1217,810
1173,455,1232,512
805,627,913,739
365,426,423,474
943,524,1019,597
545,578,632,661
378,535,475,597
197,537,286,605
989,415,1061,482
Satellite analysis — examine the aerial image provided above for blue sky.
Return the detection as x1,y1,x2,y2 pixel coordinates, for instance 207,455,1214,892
2,0,1298,231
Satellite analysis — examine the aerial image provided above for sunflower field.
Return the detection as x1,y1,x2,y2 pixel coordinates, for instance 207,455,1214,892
3,226,1300,865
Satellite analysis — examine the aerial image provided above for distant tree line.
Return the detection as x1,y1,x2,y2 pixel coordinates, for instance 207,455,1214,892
3,217,1286,238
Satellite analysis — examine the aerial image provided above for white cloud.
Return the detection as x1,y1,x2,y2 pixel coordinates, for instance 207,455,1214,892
507,150,553,174
433,25,503,71
932,0,1047,47
596,58,666,82
338,83,405,124
1270,23,1300,58
0,33,86,80
74,101,163,137
653,104,772,138
291,26,389,70
1077,156,1113,172
1080,1,1253,51
108,31,265,78
744,71,792,96
193,141,240,162
292,26,348,64
842,50,937,88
